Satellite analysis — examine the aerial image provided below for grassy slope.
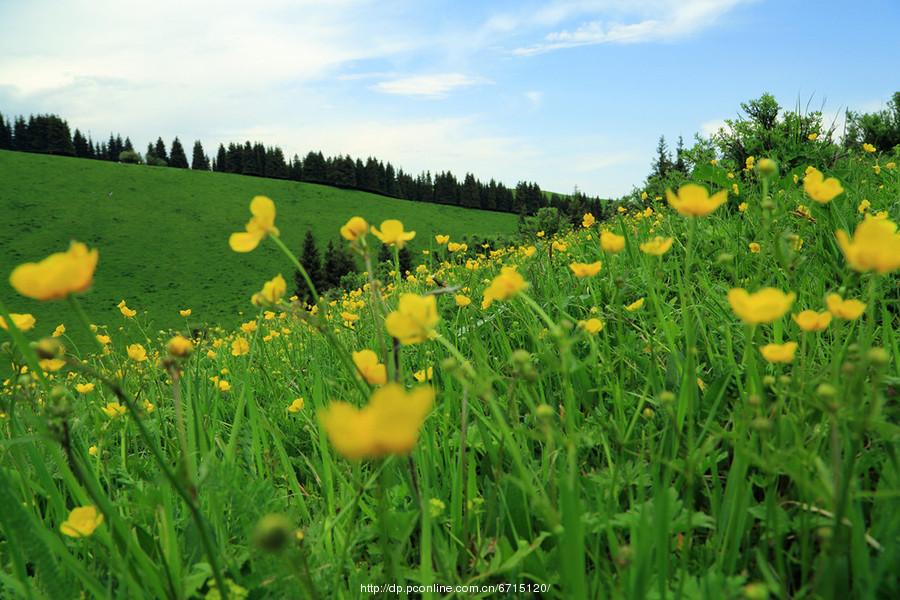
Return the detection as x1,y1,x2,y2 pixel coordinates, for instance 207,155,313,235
0,150,517,337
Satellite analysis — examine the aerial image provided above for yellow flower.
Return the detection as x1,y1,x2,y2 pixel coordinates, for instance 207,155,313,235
143,401,155,414
340,216,369,241
413,367,434,382
862,143,876,153
885,161,896,170
802,168,843,203
117,300,136,318
447,242,468,253
352,349,387,385
0,313,36,332
40,358,66,372
536,230,545,238
732,183,740,196
792,310,832,332
288,397,305,413
96,334,111,345
251,274,287,306
759,342,798,363
60,506,103,538
385,294,439,345
180,309,192,317
102,402,126,419
834,216,900,274
319,384,433,459
371,219,415,248
52,323,66,337
482,267,528,309
454,294,472,307
552,241,568,252
625,298,645,312
569,261,602,277
857,199,871,213
600,231,625,253
727,288,795,325
641,191,649,200
229,195,279,252
757,158,777,175
127,344,147,362
808,132,818,141
88,445,98,457
738,202,748,213
745,156,755,169
749,242,761,253
582,213,596,228
75,382,94,394
640,236,674,256
218,380,231,392
521,245,537,257
241,320,258,333
167,335,193,357
825,294,866,320
578,318,604,334
9,241,99,301
435,234,450,245
231,337,250,356
665,184,727,217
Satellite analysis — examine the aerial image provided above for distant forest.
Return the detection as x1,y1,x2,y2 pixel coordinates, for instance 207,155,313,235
0,111,609,222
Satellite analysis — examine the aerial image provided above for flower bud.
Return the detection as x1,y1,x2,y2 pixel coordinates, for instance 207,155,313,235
253,514,292,553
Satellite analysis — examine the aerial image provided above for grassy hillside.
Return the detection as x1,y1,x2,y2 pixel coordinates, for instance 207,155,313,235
0,150,517,338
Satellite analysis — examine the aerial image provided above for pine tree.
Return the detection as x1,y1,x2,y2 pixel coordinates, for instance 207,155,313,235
0,113,11,149
674,135,688,174
651,135,672,180
154,137,168,162
190,140,209,170
169,137,188,168
13,117,28,151
460,173,480,208
123,137,134,152
215,144,227,172
242,142,260,176
296,230,324,301
72,129,89,157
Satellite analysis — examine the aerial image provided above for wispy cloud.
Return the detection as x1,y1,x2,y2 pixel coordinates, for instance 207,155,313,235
371,73,486,98
512,0,750,56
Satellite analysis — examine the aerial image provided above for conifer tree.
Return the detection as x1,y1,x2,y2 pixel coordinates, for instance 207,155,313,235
215,144,227,172
296,230,323,301
154,137,168,162
190,140,209,170
169,137,188,168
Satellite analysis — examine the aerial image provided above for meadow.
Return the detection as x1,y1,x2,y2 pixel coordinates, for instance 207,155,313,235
0,150,518,346
0,146,898,600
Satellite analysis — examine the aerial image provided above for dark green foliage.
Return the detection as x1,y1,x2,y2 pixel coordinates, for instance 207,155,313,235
154,137,168,162
0,110,609,217
191,140,209,170
321,240,357,290
0,113,12,149
169,137,188,168
296,230,323,300
844,91,900,151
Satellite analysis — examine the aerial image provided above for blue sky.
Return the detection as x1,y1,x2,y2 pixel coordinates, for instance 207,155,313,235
1,0,898,196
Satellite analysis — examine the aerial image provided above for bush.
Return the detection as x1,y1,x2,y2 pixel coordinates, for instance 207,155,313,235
118,150,142,164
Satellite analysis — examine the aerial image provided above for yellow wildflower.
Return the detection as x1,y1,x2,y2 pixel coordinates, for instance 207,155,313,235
352,350,387,385
60,506,103,538
229,195,279,252
10,241,98,301
385,294,439,344
835,216,900,274
759,342,797,363
371,219,415,248
727,288,795,325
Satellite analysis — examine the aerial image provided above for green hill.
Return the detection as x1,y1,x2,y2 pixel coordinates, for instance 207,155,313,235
0,150,517,339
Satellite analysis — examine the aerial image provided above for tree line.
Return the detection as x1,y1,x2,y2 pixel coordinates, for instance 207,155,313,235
0,110,608,221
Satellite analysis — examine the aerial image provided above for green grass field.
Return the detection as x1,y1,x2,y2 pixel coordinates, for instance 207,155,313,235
0,150,517,341
1,145,898,599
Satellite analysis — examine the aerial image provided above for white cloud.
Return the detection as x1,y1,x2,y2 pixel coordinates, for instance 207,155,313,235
371,74,485,98
512,0,751,56
700,118,727,136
